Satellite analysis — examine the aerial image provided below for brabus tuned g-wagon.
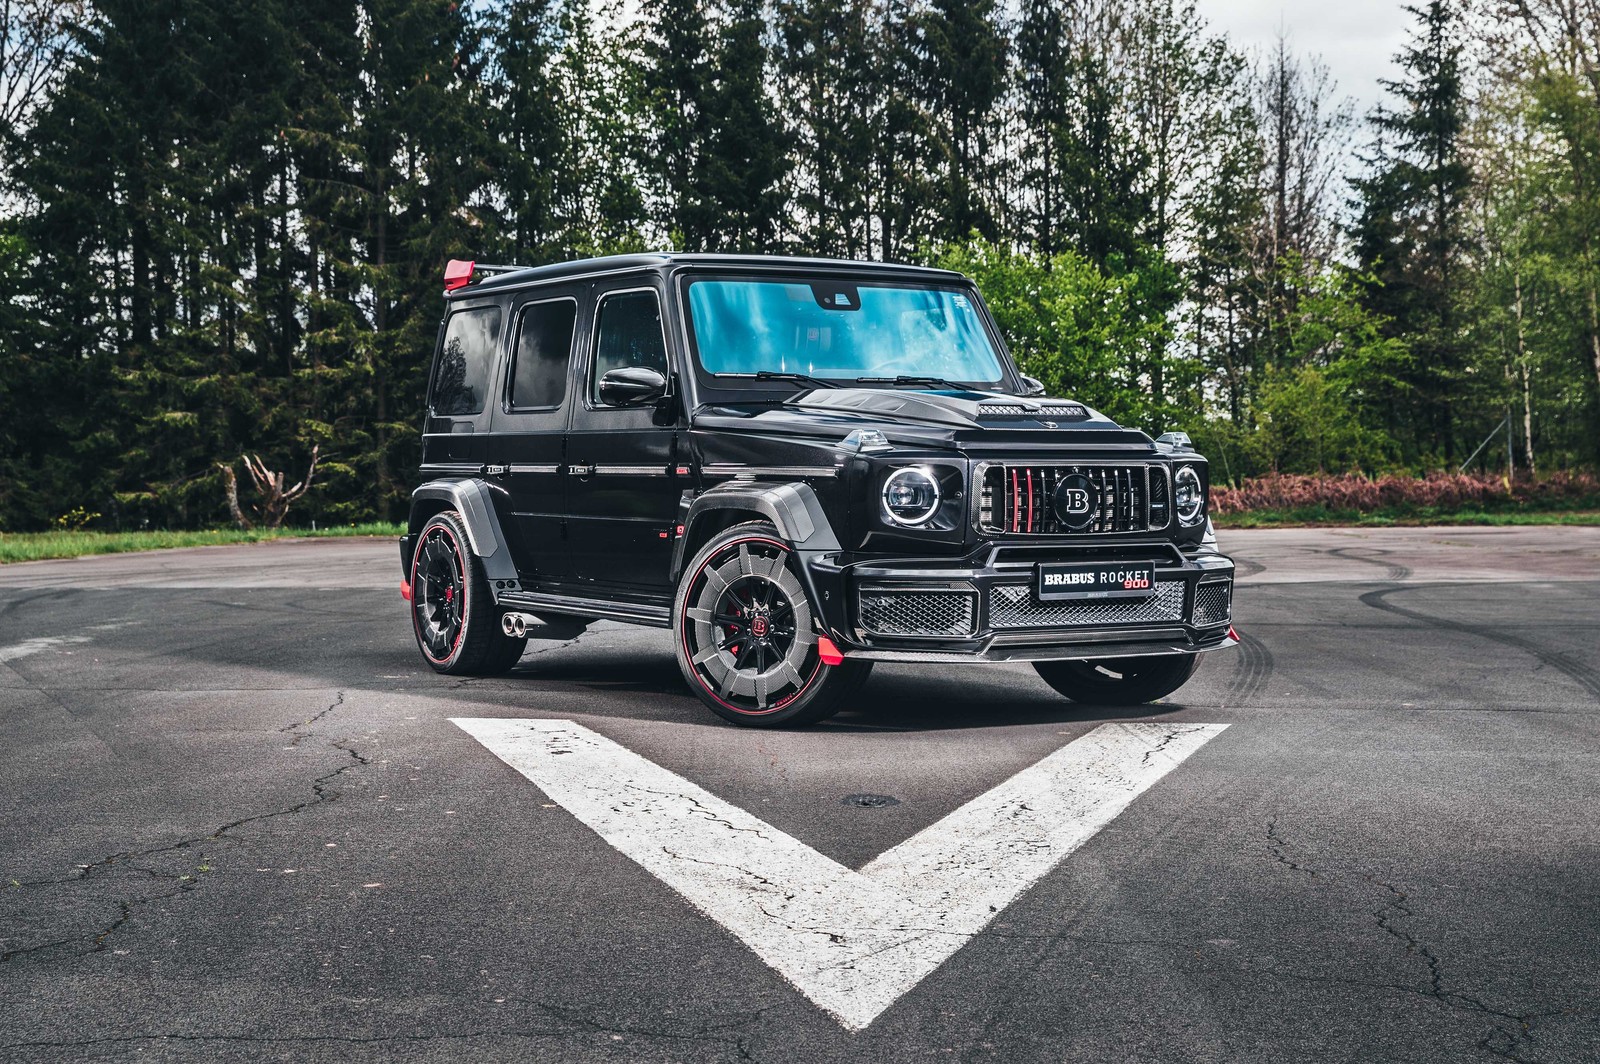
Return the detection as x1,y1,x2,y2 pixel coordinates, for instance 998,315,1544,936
400,253,1237,727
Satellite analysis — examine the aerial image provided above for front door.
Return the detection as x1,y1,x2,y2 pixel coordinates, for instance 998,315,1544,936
484,290,582,586
565,282,683,596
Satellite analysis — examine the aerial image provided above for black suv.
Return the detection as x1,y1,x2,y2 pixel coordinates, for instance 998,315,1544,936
401,253,1236,726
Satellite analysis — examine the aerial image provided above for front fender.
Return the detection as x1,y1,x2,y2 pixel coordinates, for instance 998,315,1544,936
671,481,842,580
406,478,520,585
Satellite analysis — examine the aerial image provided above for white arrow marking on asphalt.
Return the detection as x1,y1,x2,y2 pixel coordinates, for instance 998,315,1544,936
451,717,1226,1031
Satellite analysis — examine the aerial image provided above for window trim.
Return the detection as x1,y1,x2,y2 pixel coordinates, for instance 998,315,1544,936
428,304,503,418
586,285,671,411
503,294,580,414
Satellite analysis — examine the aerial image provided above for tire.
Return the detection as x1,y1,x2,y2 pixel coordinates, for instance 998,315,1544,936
408,511,527,675
673,522,870,727
1033,654,1200,706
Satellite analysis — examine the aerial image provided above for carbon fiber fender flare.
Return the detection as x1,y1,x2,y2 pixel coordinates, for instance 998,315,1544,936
670,481,842,582
407,478,520,584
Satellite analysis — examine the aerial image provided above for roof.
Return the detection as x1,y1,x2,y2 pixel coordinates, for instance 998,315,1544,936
459,252,968,294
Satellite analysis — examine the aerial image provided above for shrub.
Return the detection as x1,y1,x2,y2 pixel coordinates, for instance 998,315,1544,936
1210,471,1600,515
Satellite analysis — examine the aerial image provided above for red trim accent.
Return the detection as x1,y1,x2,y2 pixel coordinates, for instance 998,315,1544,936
400,579,412,601
1227,626,1239,641
816,636,844,666
679,535,822,717
443,259,474,291
1025,468,1034,533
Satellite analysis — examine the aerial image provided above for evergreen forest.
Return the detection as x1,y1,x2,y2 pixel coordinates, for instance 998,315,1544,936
2,0,1598,529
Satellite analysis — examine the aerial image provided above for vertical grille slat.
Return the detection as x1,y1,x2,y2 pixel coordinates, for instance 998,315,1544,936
981,463,1155,535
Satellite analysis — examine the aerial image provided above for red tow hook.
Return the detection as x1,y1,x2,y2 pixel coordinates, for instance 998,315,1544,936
400,580,412,602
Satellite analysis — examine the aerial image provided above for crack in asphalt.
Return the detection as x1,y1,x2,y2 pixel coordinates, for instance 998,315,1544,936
1264,815,1559,1062
1,690,365,964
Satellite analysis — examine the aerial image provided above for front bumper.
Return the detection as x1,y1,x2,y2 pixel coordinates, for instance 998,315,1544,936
805,542,1237,664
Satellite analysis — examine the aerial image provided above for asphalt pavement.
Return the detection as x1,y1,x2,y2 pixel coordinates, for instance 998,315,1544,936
1,526,1598,1063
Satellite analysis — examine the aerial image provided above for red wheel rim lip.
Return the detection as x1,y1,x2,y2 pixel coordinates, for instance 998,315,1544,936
412,523,467,665
680,535,822,716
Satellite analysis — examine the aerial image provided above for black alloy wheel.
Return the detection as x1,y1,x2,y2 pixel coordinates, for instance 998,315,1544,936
1032,653,1200,706
409,511,526,675
673,522,869,726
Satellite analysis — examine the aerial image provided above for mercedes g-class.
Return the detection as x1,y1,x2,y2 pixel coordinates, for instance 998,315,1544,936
401,254,1237,726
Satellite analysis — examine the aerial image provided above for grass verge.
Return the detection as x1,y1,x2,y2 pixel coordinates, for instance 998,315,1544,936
1213,507,1600,529
0,522,405,564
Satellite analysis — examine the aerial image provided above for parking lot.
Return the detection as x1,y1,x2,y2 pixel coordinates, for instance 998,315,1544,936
2,526,1598,1063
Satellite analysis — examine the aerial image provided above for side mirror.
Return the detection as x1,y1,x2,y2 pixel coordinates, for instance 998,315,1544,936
598,366,668,407
1156,431,1194,451
1019,375,1046,397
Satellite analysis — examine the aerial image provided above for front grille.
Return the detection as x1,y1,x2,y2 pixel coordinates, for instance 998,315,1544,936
858,589,977,637
988,581,1185,629
978,464,1154,535
1193,581,1232,627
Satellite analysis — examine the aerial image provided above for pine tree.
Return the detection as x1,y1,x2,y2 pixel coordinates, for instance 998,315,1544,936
1351,0,1473,464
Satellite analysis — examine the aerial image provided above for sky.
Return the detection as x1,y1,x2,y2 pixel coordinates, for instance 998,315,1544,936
1201,0,1415,119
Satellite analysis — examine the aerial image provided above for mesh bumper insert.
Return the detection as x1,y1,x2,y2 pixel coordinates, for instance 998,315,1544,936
858,589,978,637
988,581,1186,629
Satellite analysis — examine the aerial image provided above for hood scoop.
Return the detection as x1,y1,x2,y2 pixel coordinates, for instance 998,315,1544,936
788,388,1102,429
976,400,1091,421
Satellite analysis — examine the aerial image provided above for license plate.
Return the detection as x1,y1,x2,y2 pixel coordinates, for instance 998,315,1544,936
1036,561,1156,601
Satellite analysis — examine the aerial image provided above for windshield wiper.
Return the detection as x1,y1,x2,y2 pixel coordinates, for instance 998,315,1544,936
719,371,839,390
853,375,968,390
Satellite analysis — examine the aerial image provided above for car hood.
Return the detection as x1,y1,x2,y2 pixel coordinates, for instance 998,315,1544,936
691,388,1156,451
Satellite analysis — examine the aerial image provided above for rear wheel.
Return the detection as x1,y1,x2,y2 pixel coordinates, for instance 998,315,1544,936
409,511,526,675
673,522,869,727
1033,654,1199,705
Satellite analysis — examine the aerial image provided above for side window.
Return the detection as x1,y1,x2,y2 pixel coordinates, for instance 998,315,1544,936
509,299,576,410
429,307,501,416
591,290,667,405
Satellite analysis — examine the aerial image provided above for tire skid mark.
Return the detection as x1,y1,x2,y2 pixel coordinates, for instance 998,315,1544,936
1360,586,1600,705
1327,547,1413,582
1221,631,1273,706
1231,557,1266,579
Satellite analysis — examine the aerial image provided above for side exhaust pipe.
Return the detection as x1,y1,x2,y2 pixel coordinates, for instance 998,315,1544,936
501,612,535,638
500,611,588,640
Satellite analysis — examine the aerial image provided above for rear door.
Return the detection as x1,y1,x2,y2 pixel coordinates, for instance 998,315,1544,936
565,281,684,595
484,289,582,586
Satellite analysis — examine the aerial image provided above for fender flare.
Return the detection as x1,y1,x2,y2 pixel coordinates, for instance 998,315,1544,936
671,481,841,580
408,478,520,584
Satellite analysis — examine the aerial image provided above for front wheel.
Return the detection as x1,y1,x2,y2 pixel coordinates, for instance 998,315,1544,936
1033,654,1200,706
673,522,869,727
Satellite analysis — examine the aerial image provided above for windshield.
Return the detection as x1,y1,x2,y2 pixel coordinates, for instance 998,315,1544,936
686,278,1006,386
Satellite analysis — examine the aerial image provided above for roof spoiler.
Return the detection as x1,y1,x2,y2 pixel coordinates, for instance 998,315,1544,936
443,259,525,292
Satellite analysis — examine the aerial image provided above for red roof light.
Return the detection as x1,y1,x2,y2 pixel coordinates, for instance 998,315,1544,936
444,259,475,291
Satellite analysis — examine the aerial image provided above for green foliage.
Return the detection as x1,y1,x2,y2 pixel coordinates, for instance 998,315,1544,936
1,0,1597,532
933,238,1187,432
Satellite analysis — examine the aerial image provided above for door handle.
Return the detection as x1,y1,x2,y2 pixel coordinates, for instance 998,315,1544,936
568,464,595,477
484,464,509,477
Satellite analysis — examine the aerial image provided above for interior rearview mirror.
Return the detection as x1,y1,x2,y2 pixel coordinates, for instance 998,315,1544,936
598,367,668,407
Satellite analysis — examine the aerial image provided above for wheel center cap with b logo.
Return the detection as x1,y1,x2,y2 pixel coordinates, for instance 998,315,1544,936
751,614,769,638
1053,473,1096,529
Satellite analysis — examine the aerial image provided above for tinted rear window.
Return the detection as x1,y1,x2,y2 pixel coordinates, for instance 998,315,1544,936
510,300,576,409
430,307,501,416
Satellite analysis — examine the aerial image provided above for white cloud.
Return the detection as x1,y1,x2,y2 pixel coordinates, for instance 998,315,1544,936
1200,0,1413,118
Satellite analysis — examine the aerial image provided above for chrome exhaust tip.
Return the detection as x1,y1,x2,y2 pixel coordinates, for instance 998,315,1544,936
501,612,535,638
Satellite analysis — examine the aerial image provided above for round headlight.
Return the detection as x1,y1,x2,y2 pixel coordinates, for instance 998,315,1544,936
881,467,941,526
1174,465,1205,526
